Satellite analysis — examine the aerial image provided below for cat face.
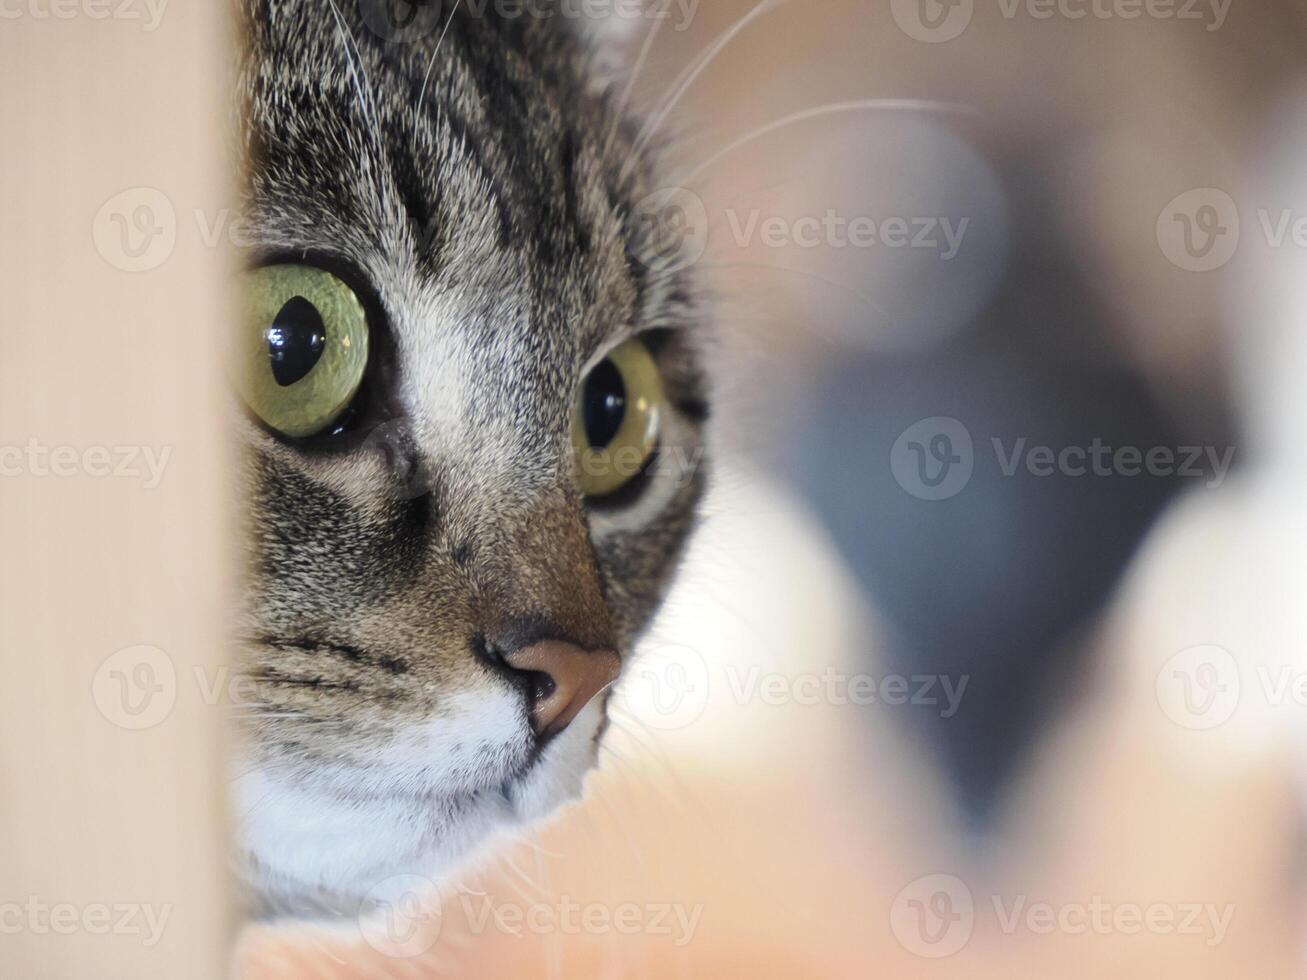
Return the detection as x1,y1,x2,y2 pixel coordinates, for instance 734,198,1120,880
231,1,706,914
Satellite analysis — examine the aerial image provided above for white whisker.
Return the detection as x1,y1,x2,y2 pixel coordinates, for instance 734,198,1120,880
415,0,463,146
601,11,666,161
677,98,981,187
622,0,792,182
325,0,381,140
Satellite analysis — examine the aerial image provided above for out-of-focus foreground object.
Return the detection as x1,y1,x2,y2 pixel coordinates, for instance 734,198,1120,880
0,6,234,976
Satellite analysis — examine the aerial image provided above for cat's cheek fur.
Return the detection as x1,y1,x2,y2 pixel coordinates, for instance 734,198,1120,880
508,698,609,823
234,694,606,915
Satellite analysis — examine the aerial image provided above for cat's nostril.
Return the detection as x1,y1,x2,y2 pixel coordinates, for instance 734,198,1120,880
503,641,620,739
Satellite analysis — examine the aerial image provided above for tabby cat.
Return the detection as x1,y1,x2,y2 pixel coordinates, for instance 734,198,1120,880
230,0,707,916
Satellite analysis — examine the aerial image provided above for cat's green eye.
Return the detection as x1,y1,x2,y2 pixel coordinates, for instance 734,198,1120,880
235,265,370,438
572,338,664,498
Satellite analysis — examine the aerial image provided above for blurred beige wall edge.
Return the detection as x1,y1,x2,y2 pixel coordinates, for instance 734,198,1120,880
0,6,235,976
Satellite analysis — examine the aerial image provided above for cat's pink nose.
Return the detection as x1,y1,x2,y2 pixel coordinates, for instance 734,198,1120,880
504,641,620,738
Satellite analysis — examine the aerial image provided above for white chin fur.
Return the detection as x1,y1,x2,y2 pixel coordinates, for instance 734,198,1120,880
235,697,606,918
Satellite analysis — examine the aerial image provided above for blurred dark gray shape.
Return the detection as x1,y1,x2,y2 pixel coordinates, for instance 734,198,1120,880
783,158,1229,822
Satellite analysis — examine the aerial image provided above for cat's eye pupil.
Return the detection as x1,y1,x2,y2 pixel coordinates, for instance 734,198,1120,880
582,358,627,449
267,295,326,387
